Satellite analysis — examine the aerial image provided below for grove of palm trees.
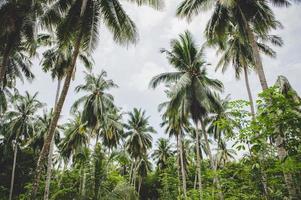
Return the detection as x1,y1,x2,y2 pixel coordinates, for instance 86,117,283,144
0,0,300,199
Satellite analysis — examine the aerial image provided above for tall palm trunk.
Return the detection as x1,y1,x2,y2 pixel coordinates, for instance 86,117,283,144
175,135,182,196
239,7,268,90
195,121,203,199
31,29,84,198
200,119,224,200
275,135,298,199
239,10,284,199
129,161,134,185
9,141,18,200
242,11,297,196
44,79,61,200
243,66,255,118
179,131,187,198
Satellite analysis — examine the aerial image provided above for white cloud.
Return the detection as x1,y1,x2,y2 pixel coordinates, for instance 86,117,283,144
129,62,166,91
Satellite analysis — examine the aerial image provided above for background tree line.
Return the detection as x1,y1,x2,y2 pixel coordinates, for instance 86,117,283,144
0,0,301,199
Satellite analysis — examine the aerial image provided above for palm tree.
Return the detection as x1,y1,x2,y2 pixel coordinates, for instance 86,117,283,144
0,49,34,114
152,138,173,171
2,49,34,88
159,96,189,198
0,0,42,86
73,146,91,199
177,0,280,90
59,112,90,161
41,44,93,105
99,107,124,150
71,71,118,132
32,0,163,196
135,155,152,194
215,27,282,117
215,140,236,168
41,40,93,200
124,108,155,187
150,31,224,199
3,92,43,200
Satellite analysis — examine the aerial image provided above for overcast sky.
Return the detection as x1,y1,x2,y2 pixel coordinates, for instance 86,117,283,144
19,1,301,143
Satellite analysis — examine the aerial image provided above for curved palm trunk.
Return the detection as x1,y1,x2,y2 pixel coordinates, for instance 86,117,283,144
9,142,18,200
31,29,84,198
44,79,61,200
195,121,203,200
200,119,224,200
179,132,187,198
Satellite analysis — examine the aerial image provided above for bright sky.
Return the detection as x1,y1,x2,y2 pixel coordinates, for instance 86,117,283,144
20,0,301,144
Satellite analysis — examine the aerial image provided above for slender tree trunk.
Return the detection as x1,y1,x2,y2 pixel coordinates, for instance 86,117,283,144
195,121,203,200
176,135,182,196
138,177,142,195
194,172,197,190
129,161,134,185
200,119,224,200
179,132,187,198
9,141,18,200
243,14,297,196
243,66,256,118
239,7,268,90
44,79,61,200
275,135,298,199
31,29,84,198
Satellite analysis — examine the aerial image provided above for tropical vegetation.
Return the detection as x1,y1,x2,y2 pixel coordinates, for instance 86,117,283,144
0,0,300,199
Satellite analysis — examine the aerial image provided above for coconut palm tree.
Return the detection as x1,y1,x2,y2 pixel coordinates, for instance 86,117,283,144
41,45,93,106
177,0,281,91
59,112,90,161
73,146,91,199
99,107,124,150
3,92,43,200
159,96,189,198
215,140,236,168
32,0,163,195
2,49,34,88
0,49,34,114
71,71,118,131
124,108,155,187
215,27,282,117
41,40,93,200
135,154,152,194
152,138,173,171
150,31,224,199
0,0,43,86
